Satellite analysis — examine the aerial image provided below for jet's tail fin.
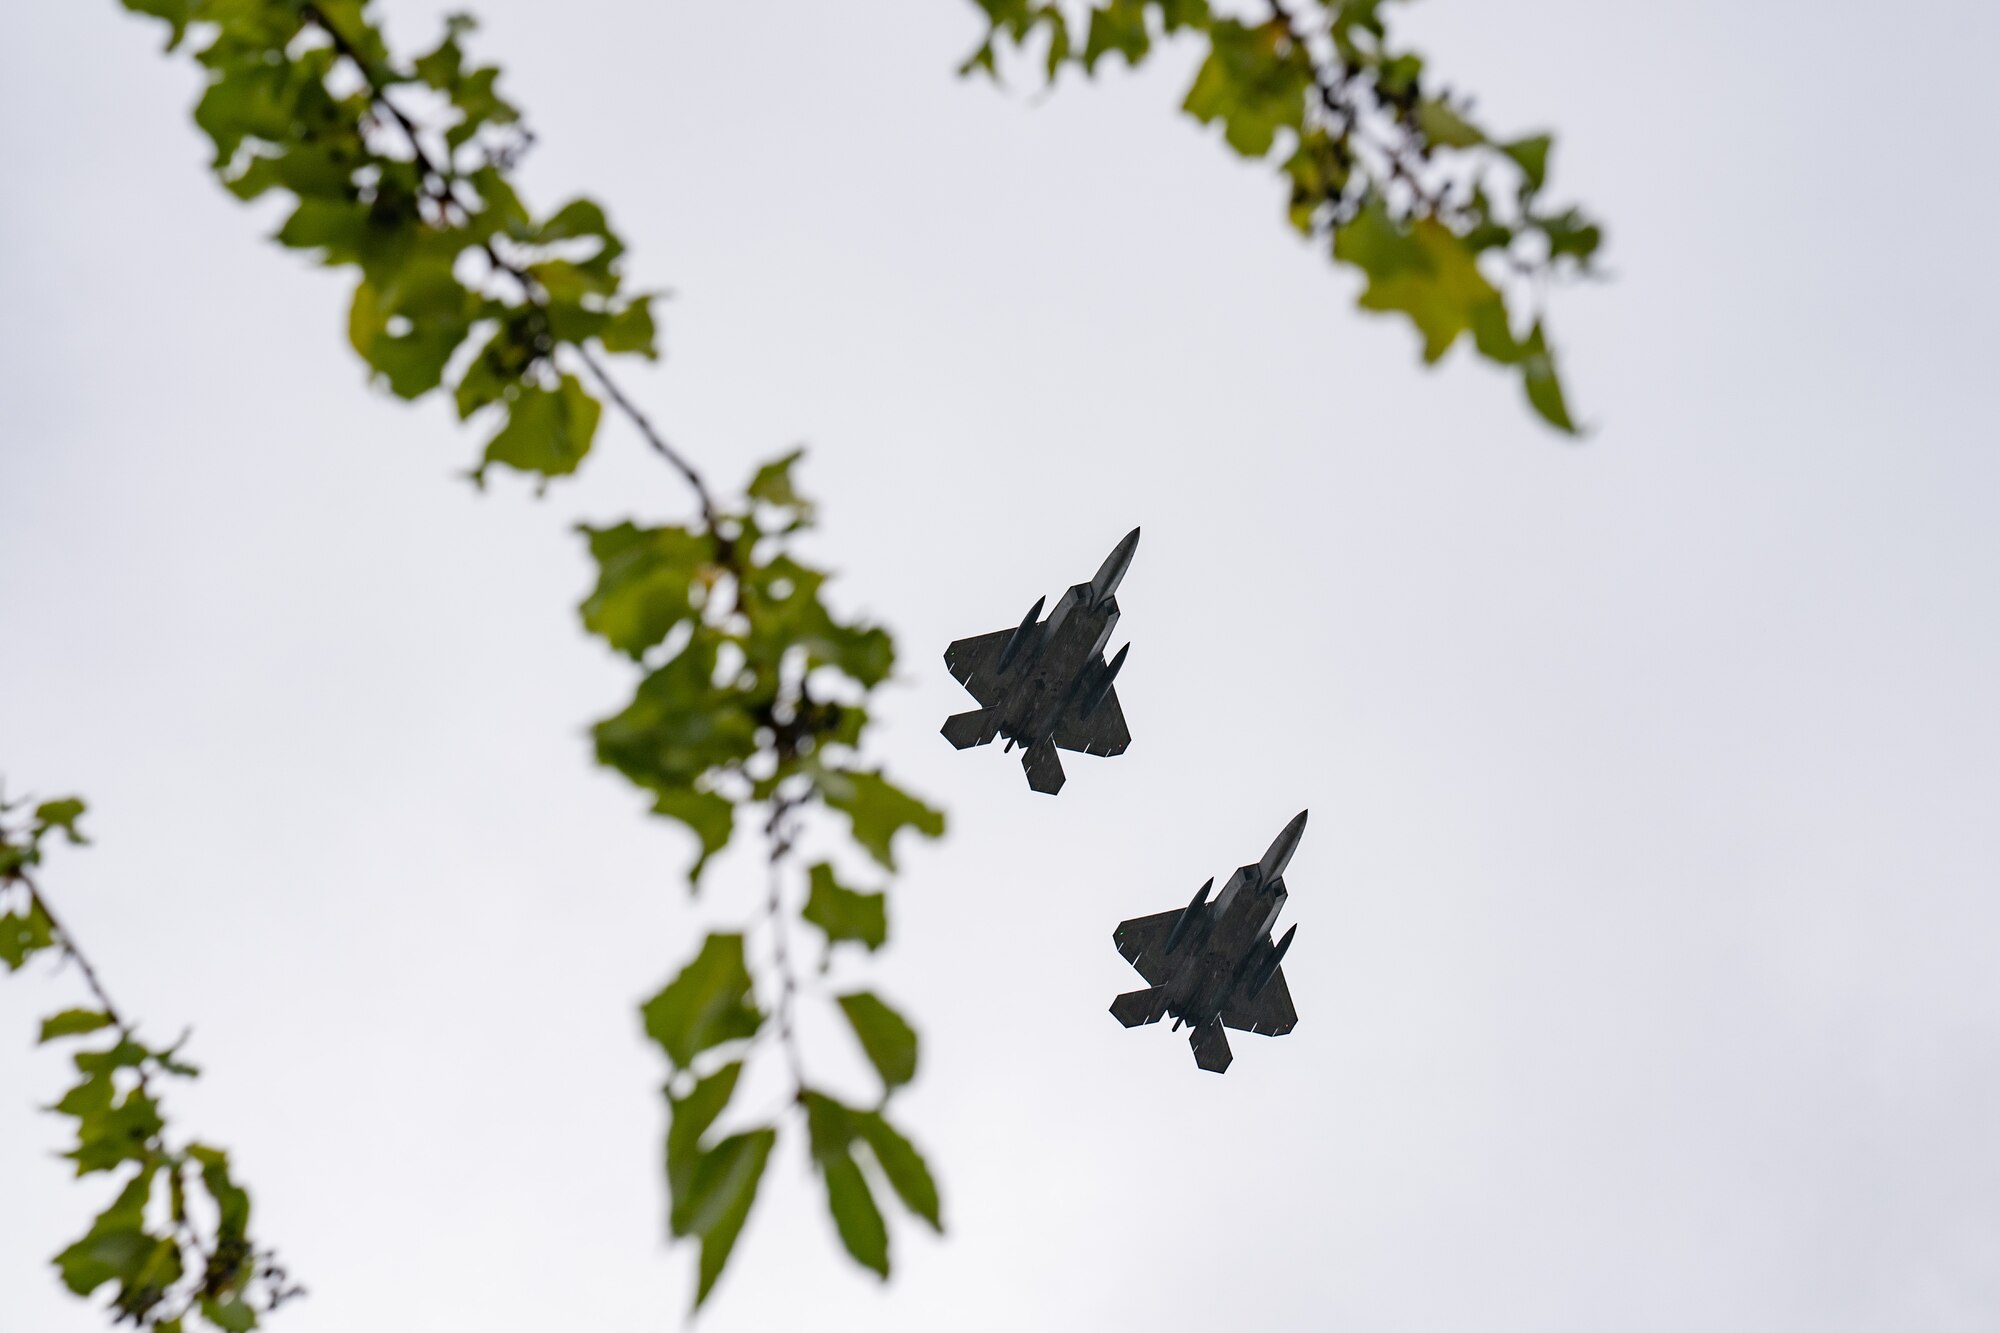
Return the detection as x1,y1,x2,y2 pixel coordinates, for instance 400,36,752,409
1109,987,1169,1029
1189,1018,1234,1074
941,709,1000,751
1022,737,1066,794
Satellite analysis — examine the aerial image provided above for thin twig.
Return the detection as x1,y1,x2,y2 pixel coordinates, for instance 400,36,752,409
14,867,129,1032
303,2,721,530
761,796,807,1092
574,344,719,527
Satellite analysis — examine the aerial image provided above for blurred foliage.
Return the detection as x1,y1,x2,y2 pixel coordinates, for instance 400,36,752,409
97,0,945,1312
1,792,301,1329
579,450,940,885
962,0,1606,431
122,0,654,485
596,452,945,1303
41,0,1606,1320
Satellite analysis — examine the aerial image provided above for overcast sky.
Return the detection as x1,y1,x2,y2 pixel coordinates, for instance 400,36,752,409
5,0,1999,1329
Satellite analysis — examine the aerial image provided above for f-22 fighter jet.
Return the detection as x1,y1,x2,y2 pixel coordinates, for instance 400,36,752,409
1110,811,1306,1073
941,527,1139,795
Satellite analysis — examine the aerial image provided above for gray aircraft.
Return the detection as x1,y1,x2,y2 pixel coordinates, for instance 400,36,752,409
1109,810,1306,1073
941,527,1139,794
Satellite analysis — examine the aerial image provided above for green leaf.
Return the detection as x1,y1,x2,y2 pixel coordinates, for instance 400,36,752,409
1333,204,1507,364
1,905,54,971
480,373,601,477
820,1148,889,1278
688,1128,775,1307
599,296,659,357
744,449,814,525
347,251,478,400
66,1087,164,1175
201,1298,259,1332
188,1144,253,1244
1503,134,1551,193
818,769,944,871
836,991,919,1089
651,787,735,885
53,1227,163,1297
577,522,716,659
1518,322,1576,433
1082,0,1151,72
52,1071,115,1122
1281,129,1350,234
537,197,614,246
1181,19,1311,158
1414,98,1484,148
593,630,762,797
641,934,763,1068
275,197,374,262
39,1010,115,1043
453,315,543,420
446,65,521,150
1535,207,1604,267
72,1039,149,1076
737,553,896,689
852,1109,942,1230
33,798,88,842
662,1063,775,1304
119,0,194,49
52,1161,178,1310
666,1062,743,1219
804,1094,888,1278
801,863,887,952
412,19,469,89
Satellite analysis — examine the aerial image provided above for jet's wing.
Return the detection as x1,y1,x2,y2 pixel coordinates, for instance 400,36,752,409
943,628,1015,707
1113,909,1181,986
1053,681,1130,757
1221,969,1297,1036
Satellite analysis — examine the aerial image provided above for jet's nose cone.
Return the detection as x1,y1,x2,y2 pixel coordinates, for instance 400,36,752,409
1088,527,1142,604
1258,810,1309,884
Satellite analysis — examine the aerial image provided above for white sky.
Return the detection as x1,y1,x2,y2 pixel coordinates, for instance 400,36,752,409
5,0,1999,1329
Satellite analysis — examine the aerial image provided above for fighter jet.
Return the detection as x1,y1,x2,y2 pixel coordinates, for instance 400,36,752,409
1109,810,1307,1073
940,527,1139,794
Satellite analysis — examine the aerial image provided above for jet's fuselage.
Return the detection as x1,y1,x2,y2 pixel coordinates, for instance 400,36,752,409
994,584,1118,745
1162,864,1288,1027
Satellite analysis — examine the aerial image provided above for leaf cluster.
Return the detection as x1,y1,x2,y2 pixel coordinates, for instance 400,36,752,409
963,0,1606,430
109,0,952,1313
580,451,942,884
42,1029,300,1331
641,931,940,1308
2,793,299,1329
119,0,657,482
0,793,86,971
593,454,943,1305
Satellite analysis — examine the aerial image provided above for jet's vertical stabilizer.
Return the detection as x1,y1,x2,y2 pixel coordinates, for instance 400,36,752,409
1189,1018,1233,1073
1021,737,1066,794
